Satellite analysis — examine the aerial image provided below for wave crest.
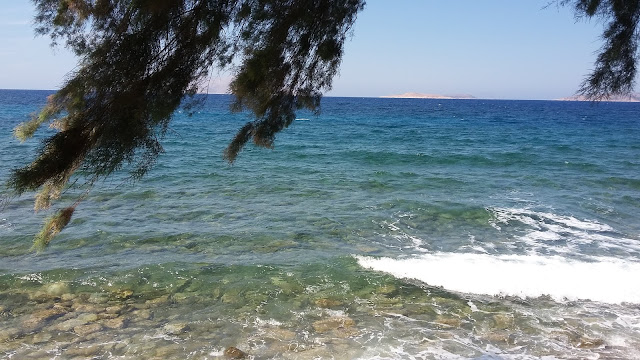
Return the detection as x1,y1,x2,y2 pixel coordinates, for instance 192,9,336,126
356,253,640,304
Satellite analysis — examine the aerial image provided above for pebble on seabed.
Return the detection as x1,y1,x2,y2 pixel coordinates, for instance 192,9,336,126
312,316,356,333
224,346,247,358
163,322,190,335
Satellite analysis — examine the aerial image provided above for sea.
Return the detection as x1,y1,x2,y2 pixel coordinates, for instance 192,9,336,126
0,89,639,359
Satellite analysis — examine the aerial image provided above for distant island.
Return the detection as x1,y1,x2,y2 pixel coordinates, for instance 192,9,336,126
381,92,476,99
556,93,640,102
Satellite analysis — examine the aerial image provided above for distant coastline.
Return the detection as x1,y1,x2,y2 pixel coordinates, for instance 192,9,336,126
555,93,640,102
381,92,476,99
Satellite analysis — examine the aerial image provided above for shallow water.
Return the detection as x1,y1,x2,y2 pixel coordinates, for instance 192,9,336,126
1,90,640,359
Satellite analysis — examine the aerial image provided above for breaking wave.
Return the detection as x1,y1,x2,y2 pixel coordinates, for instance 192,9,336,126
356,253,640,304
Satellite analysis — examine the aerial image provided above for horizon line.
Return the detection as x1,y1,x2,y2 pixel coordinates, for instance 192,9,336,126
0,88,616,102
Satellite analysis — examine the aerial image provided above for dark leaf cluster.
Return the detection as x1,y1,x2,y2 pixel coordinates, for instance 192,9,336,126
9,0,640,250
16,0,365,193
225,0,363,161
10,0,364,248
563,0,640,99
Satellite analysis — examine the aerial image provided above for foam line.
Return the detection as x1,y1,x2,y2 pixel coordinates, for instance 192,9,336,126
356,253,640,304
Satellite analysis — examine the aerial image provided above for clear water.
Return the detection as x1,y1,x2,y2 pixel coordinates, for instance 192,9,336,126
1,89,639,359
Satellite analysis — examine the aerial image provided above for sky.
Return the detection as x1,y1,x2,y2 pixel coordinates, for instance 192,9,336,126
0,1,611,99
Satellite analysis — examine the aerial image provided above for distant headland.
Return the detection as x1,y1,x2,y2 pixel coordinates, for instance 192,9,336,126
380,92,477,99
556,93,640,102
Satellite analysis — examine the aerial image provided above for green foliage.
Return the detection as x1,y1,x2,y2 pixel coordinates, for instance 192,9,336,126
32,206,76,253
15,0,365,192
562,0,640,99
11,0,364,250
9,0,640,250
14,96,62,142
223,0,363,160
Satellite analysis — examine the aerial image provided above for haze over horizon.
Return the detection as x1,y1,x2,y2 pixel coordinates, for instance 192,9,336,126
0,1,634,100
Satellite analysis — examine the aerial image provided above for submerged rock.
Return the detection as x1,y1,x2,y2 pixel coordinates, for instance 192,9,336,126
224,346,246,359
97,312,119,320
102,317,126,329
221,289,241,304
482,331,517,345
61,293,76,302
78,313,99,323
88,293,109,304
65,344,103,357
264,328,296,341
145,295,169,306
73,323,103,337
0,328,21,342
154,344,182,357
113,289,134,300
333,325,359,338
31,331,52,344
314,298,343,308
377,284,397,296
312,316,356,334
29,291,53,302
436,315,462,328
172,292,190,302
22,307,67,330
54,313,99,331
574,336,605,349
281,345,331,360
211,287,223,300
132,309,153,321
55,318,86,332
105,305,125,314
44,282,70,297
270,276,303,295
72,303,100,313
492,313,514,330
163,322,189,335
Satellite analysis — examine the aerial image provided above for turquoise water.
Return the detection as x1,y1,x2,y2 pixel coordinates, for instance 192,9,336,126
1,89,640,359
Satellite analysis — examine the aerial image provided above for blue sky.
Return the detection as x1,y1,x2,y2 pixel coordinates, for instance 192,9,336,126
0,1,610,99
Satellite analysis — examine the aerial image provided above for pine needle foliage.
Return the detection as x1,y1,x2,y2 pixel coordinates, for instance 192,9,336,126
10,0,364,250
8,0,640,250
31,206,76,253
12,0,365,192
561,0,640,99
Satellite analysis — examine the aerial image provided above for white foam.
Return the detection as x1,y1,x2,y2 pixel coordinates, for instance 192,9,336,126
489,207,640,254
253,317,283,327
490,208,614,233
356,253,640,304
18,273,43,283
374,218,427,251
0,218,13,232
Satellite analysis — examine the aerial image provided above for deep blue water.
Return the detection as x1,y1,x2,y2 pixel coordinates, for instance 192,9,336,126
1,89,640,359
